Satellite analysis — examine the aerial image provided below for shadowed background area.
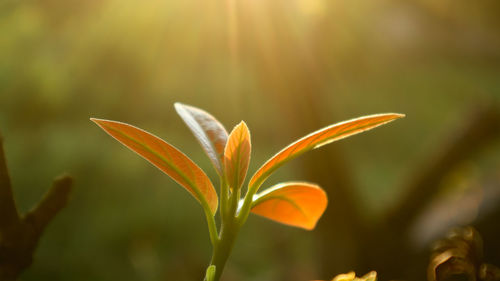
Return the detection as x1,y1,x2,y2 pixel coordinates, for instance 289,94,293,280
1,0,500,280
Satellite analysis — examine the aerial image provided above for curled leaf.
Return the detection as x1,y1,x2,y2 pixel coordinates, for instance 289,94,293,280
250,182,327,230
175,103,228,175
429,226,484,281
224,121,251,191
249,113,405,191
91,118,218,214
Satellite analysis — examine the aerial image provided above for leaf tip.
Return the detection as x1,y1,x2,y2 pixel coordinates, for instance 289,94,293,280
227,121,251,144
303,223,317,231
376,113,405,120
90,118,115,129
236,121,251,138
90,117,104,126
235,120,248,129
173,102,185,110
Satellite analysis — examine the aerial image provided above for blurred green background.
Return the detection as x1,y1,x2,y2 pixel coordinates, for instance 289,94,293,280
1,0,500,280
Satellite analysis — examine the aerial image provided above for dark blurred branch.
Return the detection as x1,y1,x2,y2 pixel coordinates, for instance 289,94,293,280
0,135,73,281
241,6,500,278
300,94,368,275
25,175,73,234
388,104,500,229
362,104,500,281
0,136,19,230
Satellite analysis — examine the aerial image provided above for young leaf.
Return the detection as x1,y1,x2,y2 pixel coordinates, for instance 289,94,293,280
249,113,405,191
91,118,218,214
224,121,251,191
250,182,327,230
174,103,228,175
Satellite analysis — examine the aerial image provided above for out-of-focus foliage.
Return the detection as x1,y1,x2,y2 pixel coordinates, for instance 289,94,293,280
312,271,377,281
1,0,500,280
429,227,500,281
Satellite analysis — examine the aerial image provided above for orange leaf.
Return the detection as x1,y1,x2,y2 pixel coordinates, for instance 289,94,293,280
249,113,405,191
224,121,251,190
250,182,327,230
91,118,218,214
174,103,228,175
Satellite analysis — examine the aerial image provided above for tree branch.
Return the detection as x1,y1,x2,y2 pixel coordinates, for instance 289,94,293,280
0,134,73,281
24,175,73,235
0,135,19,230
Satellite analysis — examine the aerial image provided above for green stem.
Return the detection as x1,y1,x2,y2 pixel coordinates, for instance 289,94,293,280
204,181,242,281
236,183,260,226
229,189,240,221
220,176,229,222
204,207,219,247
207,223,238,281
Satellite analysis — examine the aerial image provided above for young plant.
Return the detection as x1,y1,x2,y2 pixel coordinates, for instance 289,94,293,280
91,103,404,281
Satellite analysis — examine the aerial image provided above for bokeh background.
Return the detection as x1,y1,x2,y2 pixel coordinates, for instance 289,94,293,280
1,0,500,280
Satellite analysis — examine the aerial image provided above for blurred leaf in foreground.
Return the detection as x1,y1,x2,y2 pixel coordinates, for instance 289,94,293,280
312,271,377,281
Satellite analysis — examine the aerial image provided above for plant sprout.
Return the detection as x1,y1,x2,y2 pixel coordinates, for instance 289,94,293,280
91,103,404,281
